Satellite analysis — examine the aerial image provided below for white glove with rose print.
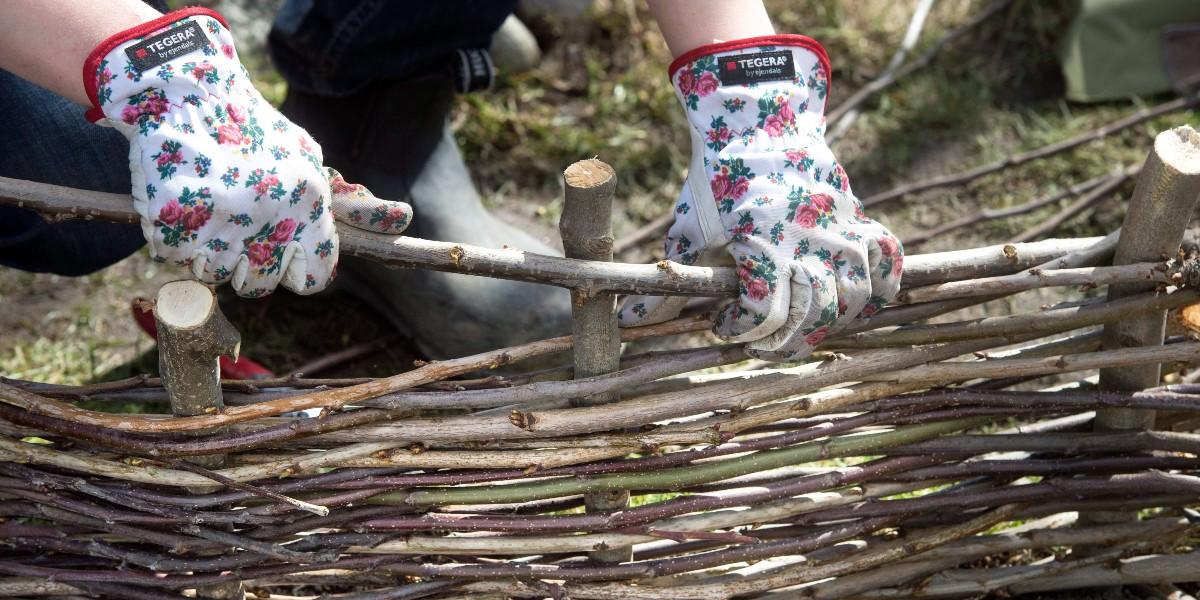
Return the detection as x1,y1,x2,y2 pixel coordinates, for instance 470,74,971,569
618,36,904,360
84,8,412,297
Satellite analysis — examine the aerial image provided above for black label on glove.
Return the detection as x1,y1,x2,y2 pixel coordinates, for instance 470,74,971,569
125,21,211,73
717,50,795,86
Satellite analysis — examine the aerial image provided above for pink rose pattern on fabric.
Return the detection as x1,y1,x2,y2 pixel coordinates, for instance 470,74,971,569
91,14,409,297
327,169,412,234
619,42,903,360
91,14,337,296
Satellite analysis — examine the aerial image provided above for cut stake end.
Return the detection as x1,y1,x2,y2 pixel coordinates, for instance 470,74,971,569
564,159,616,189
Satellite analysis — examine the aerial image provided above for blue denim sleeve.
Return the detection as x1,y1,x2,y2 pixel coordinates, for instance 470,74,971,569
0,70,145,276
269,0,518,96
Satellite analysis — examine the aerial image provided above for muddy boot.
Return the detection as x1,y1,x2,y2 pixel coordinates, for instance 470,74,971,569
281,75,571,359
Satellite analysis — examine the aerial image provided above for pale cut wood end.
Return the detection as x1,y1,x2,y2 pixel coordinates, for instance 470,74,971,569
156,280,215,329
1155,125,1200,176
564,159,616,189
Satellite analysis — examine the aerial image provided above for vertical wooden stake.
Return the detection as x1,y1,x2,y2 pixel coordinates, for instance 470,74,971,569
1090,125,1200,526
559,158,631,563
155,280,240,431
154,279,245,600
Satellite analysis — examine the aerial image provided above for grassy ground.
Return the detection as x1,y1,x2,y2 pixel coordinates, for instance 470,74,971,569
2,0,1198,385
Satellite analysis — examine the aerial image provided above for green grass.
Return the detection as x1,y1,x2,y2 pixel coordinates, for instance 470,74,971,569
0,264,163,386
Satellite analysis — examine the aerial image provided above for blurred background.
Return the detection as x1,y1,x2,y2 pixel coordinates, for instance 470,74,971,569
3,0,1198,388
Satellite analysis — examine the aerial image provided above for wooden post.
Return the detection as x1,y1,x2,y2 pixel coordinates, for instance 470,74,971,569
155,280,241,433
1091,126,1200,525
560,159,622,406
559,158,631,563
154,279,245,600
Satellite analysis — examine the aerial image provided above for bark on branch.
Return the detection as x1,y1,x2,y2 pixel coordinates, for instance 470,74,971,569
0,175,1107,296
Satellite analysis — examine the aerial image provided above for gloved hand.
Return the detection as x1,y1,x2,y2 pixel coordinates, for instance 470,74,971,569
619,36,903,360
84,8,412,297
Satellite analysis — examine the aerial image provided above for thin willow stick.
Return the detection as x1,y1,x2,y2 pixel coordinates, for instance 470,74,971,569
837,289,1197,348
0,314,709,433
903,168,1131,247
851,552,1200,598
166,458,329,516
884,430,1200,456
865,342,1200,385
899,236,1103,287
613,210,674,256
0,437,405,488
364,345,744,411
841,230,1119,334
1011,165,1136,243
231,446,634,470
518,505,1023,600
827,0,1012,136
367,419,986,507
0,175,1111,296
897,262,1172,305
346,483,927,556
825,0,937,143
862,94,1197,207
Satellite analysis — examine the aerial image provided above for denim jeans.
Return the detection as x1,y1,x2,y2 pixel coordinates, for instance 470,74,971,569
269,0,517,96
0,70,147,276
0,0,514,276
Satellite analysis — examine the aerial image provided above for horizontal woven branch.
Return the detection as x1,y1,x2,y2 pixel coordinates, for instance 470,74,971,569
1,169,1198,599
0,175,1105,295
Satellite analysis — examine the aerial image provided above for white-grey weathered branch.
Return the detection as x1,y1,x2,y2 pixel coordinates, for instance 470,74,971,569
0,175,1104,297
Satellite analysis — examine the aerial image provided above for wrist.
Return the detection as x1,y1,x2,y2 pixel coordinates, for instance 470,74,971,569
648,0,775,58
0,0,164,106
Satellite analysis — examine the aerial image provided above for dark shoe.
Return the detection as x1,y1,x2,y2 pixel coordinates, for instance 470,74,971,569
280,75,571,359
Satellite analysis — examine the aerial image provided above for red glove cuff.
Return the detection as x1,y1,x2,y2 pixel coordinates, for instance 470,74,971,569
82,7,229,122
667,34,831,94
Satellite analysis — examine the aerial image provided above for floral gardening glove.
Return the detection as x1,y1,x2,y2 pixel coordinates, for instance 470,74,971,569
618,36,903,360
84,8,412,297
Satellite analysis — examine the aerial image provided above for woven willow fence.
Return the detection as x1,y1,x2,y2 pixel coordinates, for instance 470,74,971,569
0,126,1198,599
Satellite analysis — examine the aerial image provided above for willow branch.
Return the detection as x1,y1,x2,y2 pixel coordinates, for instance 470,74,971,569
852,552,1200,598
903,168,1133,248
164,459,329,516
1011,165,1137,242
862,94,1197,207
837,289,1198,348
0,313,708,434
0,176,1117,298
825,0,937,143
897,261,1173,305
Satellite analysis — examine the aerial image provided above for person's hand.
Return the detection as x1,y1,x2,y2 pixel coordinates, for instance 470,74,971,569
84,8,412,297
619,36,903,360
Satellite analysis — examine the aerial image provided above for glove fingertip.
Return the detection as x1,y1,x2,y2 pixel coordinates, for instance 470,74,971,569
230,254,251,296
189,250,209,282
328,174,414,235
868,232,905,294
364,200,413,235
280,242,308,294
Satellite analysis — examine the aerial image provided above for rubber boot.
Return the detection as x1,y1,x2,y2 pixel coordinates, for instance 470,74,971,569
281,74,571,359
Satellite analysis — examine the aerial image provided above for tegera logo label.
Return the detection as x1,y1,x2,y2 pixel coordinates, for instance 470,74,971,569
125,21,210,72
718,50,795,86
